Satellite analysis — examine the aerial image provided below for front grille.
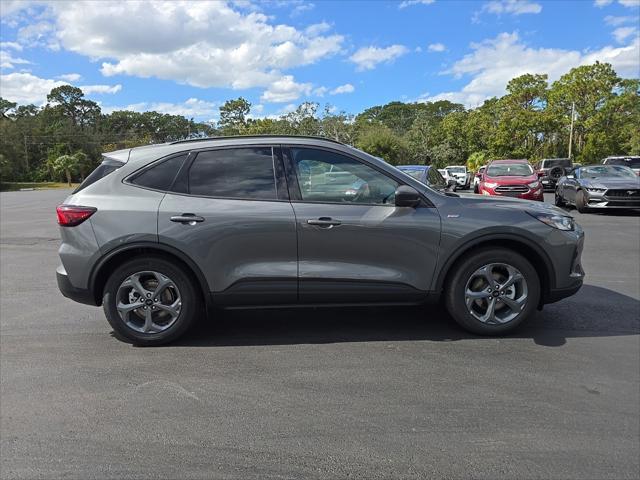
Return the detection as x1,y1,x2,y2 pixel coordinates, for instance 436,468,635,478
495,185,529,193
606,189,640,198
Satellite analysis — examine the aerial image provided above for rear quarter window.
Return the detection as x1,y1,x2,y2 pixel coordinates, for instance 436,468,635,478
129,153,188,192
73,158,124,193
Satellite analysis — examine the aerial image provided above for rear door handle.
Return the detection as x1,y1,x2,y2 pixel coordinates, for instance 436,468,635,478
170,214,204,224
307,217,341,228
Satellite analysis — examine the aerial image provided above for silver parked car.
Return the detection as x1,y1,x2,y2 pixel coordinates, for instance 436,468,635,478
57,136,585,345
555,165,640,212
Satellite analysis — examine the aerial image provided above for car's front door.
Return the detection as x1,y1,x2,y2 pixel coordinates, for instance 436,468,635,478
283,146,441,304
158,146,297,305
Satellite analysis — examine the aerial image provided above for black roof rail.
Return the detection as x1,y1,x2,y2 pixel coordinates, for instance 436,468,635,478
169,134,346,146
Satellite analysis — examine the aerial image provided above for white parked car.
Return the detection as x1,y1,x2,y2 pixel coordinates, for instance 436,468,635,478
445,165,471,189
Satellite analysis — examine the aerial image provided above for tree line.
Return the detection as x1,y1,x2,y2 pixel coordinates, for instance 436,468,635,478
0,61,638,185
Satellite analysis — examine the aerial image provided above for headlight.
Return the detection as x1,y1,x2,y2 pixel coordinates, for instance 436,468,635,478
527,212,575,231
586,187,606,193
528,181,540,189
484,182,498,188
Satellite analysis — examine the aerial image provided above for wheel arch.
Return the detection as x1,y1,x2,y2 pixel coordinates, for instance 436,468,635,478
90,242,210,307
434,234,556,303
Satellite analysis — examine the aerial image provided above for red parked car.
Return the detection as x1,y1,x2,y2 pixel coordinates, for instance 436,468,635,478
478,159,543,201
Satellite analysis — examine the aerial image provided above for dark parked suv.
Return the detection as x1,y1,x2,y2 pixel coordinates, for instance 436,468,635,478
57,136,585,345
534,158,573,191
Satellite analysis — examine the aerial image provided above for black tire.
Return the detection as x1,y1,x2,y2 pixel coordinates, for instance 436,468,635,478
103,256,201,346
474,184,479,194
444,248,540,335
575,190,589,213
554,190,565,207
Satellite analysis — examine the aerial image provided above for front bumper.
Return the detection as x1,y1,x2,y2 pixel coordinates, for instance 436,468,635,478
584,192,640,209
544,229,585,304
57,264,98,306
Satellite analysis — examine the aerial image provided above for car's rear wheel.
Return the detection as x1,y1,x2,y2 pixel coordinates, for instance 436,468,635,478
444,248,540,335
575,190,589,213
103,256,200,345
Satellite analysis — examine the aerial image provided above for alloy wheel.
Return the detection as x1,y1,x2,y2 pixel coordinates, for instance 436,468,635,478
115,271,182,333
464,263,528,324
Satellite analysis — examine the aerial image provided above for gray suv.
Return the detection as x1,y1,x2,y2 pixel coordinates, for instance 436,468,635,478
56,136,585,345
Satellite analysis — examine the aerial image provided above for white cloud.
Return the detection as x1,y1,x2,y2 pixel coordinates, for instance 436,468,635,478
425,32,640,107
604,15,636,26
399,0,435,8
312,86,328,97
56,73,81,82
613,26,638,43
349,44,409,71
595,0,640,6
260,75,312,103
0,72,65,104
330,83,354,95
0,71,123,105
481,0,542,15
305,22,331,37
103,98,217,119
80,84,122,95
428,43,446,52
0,41,23,51
290,2,314,17
5,1,344,104
0,50,31,69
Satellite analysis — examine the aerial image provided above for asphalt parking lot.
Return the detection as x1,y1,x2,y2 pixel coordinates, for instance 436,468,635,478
1,189,639,479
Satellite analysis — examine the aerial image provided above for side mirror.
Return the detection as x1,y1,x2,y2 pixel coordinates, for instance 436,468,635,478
395,185,421,207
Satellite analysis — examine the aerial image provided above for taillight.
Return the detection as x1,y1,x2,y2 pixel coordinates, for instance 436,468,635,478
56,205,97,227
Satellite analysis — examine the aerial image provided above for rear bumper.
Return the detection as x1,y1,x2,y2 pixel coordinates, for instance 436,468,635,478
57,264,98,306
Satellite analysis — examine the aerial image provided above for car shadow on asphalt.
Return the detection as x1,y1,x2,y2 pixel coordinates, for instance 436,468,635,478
155,284,640,349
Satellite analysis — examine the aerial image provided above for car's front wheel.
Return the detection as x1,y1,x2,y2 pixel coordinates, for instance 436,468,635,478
103,256,201,345
444,248,540,335
575,190,589,213
554,190,565,207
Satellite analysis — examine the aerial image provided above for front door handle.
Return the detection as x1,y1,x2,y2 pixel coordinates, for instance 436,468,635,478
170,214,204,225
307,217,341,228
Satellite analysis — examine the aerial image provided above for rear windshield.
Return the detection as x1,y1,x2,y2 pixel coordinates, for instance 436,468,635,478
603,157,640,168
398,168,425,180
542,159,571,168
73,158,124,193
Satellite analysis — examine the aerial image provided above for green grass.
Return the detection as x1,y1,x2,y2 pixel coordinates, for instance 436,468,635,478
0,182,79,192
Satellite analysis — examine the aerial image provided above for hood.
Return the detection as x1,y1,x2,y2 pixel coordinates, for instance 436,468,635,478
457,192,567,215
579,176,640,189
484,174,537,184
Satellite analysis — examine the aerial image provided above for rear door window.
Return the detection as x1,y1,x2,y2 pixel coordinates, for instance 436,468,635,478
188,147,277,200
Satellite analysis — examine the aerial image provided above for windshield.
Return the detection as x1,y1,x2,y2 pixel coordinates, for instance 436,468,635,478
398,168,425,180
446,167,465,174
580,165,637,179
604,157,640,168
486,163,533,177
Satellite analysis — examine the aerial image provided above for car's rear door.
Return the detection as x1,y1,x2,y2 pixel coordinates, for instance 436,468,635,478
157,145,297,305
282,145,441,304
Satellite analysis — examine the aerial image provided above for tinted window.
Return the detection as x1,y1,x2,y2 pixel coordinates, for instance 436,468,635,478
486,163,534,177
291,148,398,205
427,166,446,188
130,154,187,191
188,147,277,200
73,158,123,193
604,157,640,168
542,159,571,168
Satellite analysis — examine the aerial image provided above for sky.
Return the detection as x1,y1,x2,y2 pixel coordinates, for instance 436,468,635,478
0,0,639,123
